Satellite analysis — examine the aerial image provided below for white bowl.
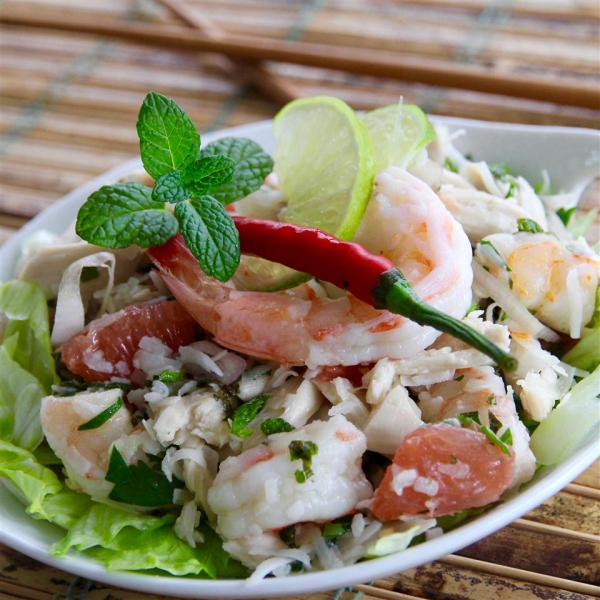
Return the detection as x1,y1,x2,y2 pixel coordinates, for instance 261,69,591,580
0,117,598,599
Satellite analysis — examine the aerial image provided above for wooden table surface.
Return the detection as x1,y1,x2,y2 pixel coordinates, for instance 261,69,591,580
0,1,599,599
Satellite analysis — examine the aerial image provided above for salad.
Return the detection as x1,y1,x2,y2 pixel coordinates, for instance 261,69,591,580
0,94,598,583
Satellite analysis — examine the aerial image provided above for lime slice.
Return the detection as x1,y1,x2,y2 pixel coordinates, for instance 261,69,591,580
234,96,375,292
362,102,436,174
275,96,375,240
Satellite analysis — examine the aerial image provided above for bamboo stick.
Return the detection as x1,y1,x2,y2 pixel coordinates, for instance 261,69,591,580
1,7,598,109
564,482,600,500
440,555,600,596
512,518,600,543
154,0,301,105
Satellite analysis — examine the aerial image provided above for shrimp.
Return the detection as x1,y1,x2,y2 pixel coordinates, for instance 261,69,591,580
206,415,372,552
149,167,473,369
40,389,161,502
474,232,599,339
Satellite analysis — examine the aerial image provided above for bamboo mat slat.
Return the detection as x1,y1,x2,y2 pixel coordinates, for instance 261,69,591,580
0,1,599,599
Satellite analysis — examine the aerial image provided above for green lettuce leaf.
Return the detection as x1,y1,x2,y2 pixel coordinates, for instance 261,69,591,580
34,489,94,530
51,502,247,578
85,520,248,578
0,346,47,450
0,439,61,516
0,280,57,392
51,503,175,556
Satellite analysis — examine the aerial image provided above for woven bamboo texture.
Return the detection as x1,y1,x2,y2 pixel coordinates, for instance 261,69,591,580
0,1,599,599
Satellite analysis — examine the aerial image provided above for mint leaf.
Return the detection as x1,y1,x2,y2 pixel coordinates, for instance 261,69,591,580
174,195,240,281
152,170,189,204
76,183,178,249
230,394,269,439
137,92,200,180
105,447,183,507
183,155,237,196
200,137,274,204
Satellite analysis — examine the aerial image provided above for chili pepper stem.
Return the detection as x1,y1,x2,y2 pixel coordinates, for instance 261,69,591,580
373,269,518,372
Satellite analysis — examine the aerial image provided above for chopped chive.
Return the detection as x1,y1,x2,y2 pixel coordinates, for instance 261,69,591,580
78,397,123,431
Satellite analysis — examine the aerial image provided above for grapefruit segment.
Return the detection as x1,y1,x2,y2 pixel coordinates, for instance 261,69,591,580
371,423,515,520
60,299,198,382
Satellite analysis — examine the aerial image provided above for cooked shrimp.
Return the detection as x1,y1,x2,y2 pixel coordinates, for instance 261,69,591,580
41,389,161,502
474,232,599,338
206,415,372,545
149,167,473,369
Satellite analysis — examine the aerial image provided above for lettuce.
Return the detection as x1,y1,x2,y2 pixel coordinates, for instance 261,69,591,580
86,521,248,578
0,347,47,450
52,504,247,578
51,504,176,556
0,440,61,516
35,489,94,530
0,281,57,451
530,365,600,465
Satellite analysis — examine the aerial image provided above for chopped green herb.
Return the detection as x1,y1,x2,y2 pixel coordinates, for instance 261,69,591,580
279,524,298,548
294,470,307,483
454,375,465,382
479,240,511,272
488,411,504,433
444,158,459,173
80,266,100,283
261,418,295,436
457,411,481,426
489,162,512,180
450,454,458,464
467,301,481,314
289,440,318,483
230,394,269,438
481,425,512,456
500,428,513,446
78,397,123,431
487,394,497,405
105,447,183,506
158,369,186,382
556,207,576,226
517,218,543,233
513,392,540,435
504,179,516,198
322,515,353,539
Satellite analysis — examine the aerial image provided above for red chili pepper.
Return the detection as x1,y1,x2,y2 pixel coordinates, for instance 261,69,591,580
233,216,517,371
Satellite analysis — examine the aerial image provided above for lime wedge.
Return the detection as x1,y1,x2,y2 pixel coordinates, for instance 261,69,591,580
362,102,436,174
234,96,375,292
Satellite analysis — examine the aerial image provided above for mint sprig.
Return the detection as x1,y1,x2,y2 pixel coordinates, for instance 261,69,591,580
75,92,273,282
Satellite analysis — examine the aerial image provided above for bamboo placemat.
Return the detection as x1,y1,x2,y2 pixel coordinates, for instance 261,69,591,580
1,1,599,599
